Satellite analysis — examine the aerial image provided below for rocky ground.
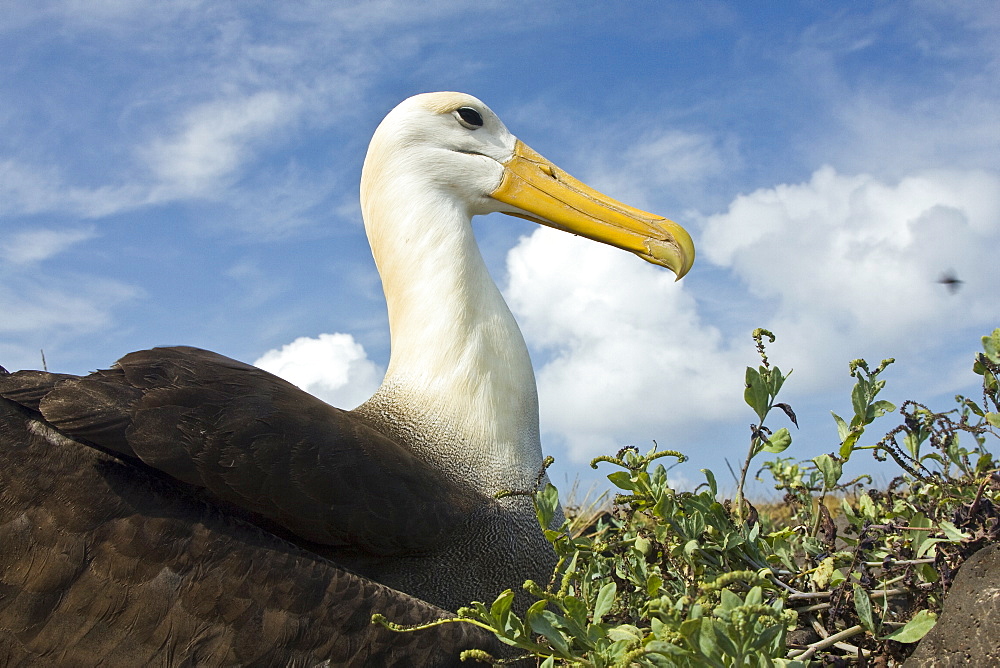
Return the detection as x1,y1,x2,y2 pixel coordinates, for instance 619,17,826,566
905,543,1000,666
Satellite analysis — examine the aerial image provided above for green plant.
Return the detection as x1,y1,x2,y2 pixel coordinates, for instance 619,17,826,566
374,328,1000,666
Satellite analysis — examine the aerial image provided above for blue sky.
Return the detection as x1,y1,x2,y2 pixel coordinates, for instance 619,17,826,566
2,1,998,494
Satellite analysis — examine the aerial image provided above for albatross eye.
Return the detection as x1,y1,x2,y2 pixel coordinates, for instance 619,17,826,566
454,107,484,129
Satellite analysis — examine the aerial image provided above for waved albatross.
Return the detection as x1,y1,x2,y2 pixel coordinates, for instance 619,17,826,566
0,92,694,665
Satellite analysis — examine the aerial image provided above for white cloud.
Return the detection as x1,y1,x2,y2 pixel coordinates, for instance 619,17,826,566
0,276,141,336
582,128,730,202
505,228,745,464
253,333,383,409
701,166,1000,388
143,91,302,199
504,166,1000,467
0,160,148,218
0,90,313,222
0,4,517,225
823,93,1000,177
1,227,96,264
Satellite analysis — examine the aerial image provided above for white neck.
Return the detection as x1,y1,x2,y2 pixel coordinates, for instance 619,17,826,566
356,163,543,492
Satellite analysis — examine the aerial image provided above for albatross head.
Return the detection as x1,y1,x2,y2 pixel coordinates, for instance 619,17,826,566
362,91,694,278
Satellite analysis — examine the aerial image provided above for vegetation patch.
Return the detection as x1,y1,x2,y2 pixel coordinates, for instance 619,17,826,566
376,328,1000,666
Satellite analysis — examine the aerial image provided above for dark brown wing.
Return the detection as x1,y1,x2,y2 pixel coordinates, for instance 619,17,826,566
0,396,499,666
0,347,481,555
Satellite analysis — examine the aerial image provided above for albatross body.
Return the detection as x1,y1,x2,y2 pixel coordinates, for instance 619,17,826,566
0,92,694,665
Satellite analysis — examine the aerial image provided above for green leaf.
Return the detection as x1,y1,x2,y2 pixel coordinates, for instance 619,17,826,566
840,431,861,459
918,562,940,583
869,399,896,418
593,581,617,624
647,573,663,597
916,537,949,560
939,520,970,542
634,536,653,558
961,398,985,417
534,483,560,529
644,640,690,657
528,610,570,656
695,617,721,662
652,489,672,519
853,584,876,633
644,650,685,667
710,621,741,661
525,598,547,619
745,366,760,398
754,623,784,652
987,412,1000,428
745,366,770,421
813,453,843,490
851,381,868,420
562,552,579,584
561,595,588,627
831,411,850,442
858,492,876,518
489,589,515,626
762,427,792,453
882,609,937,643
982,328,1000,364
606,471,635,491
702,468,718,496
607,624,643,642
719,588,741,611
769,366,787,396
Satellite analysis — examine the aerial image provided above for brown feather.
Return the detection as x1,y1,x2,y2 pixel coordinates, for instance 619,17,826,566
0,396,503,666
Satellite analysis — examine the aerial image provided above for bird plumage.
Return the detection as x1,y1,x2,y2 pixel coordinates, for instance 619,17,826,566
0,376,503,666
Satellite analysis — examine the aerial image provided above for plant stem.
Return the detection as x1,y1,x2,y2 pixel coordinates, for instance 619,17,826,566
735,435,758,521
787,624,864,659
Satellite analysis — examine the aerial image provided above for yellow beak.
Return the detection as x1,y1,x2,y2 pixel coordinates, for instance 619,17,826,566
490,140,694,279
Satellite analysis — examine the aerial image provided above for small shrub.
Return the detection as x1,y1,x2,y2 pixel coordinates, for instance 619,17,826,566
376,328,1000,666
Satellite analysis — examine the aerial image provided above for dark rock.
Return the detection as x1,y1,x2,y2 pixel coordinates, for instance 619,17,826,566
905,543,1000,666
